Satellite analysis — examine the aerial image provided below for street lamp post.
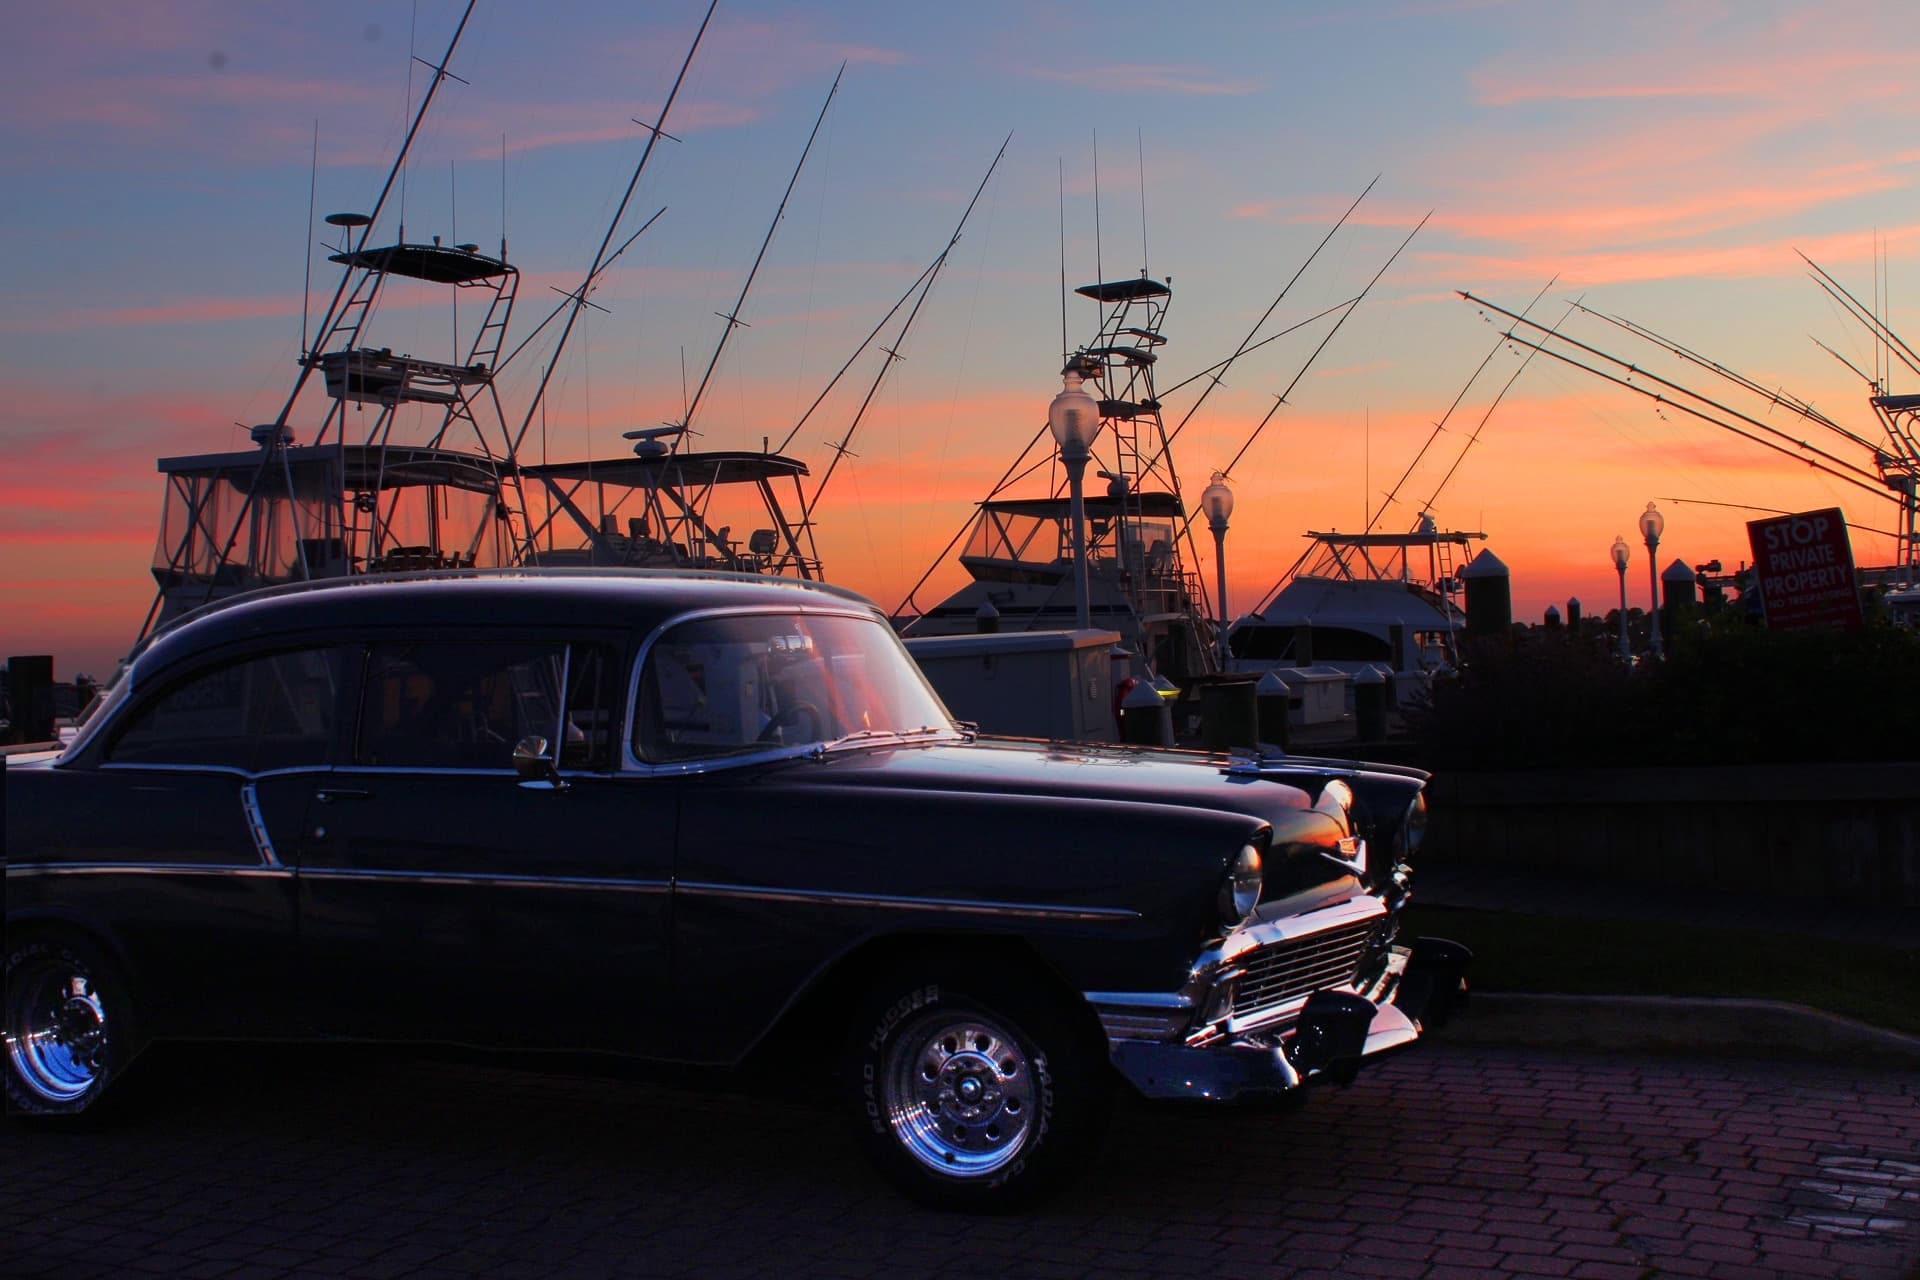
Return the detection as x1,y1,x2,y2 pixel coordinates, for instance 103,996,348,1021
1610,534,1631,661
1201,472,1234,668
1048,366,1102,632
1638,501,1665,659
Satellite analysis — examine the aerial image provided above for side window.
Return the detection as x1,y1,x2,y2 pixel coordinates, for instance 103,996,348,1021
356,640,612,771
559,643,617,772
108,648,343,771
636,615,842,762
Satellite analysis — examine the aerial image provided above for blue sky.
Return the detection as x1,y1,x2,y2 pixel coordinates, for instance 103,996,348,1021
5,1,1919,673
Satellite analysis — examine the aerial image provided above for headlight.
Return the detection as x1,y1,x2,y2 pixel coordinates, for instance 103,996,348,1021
1399,793,1428,859
1219,843,1263,927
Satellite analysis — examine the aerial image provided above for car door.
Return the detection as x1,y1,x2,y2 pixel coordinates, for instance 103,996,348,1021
293,634,675,1052
27,645,344,1040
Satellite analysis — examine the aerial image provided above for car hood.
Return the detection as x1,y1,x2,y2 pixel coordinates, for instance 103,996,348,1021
773,736,1336,832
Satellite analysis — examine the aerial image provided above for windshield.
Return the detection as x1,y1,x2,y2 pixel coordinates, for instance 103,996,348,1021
635,610,955,763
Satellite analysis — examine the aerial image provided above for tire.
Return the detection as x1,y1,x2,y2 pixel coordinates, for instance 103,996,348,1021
5,934,142,1118
845,968,1110,1211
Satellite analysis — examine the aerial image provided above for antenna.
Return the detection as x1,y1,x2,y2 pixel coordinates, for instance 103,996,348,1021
1136,128,1149,279
500,133,508,260
265,0,477,428
1057,158,1068,365
1091,130,1104,289
509,0,716,461
449,157,459,358
1866,229,1881,391
676,64,845,445
400,3,416,245
302,120,317,357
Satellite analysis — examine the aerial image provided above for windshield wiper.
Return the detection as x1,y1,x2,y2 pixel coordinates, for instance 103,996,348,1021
816,725,951,754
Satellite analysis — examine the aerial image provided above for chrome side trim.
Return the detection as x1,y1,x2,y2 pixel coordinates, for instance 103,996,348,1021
94,762,335,780
291,867,668,898
295,867,670,893
7,862,291,880
239,782,281,868
675,880,1140,921
1083,991,1193,1009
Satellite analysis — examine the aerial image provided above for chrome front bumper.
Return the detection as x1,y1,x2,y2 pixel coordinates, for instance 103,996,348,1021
1091,921,1471,1104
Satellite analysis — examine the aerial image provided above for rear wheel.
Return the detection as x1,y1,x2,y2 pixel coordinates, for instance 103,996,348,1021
5,935,140,1117
845,969,1109,1210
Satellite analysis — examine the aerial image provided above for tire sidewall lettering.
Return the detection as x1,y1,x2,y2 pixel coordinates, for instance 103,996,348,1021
865,982,939,1055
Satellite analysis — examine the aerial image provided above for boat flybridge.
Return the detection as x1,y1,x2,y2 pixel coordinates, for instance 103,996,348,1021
142,230,523,638
518,426,822,578
1226,513,1486,703
897,275,1217,679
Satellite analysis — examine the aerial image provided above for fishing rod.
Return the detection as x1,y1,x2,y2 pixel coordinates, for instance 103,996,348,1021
799,134,1012,521
891,413,1073,622
1170,211,1429,629
889,296,1359,620
1461,290,1891,490
674,64,845,450
493,207,666,378
1572,302,1871,451
273,0,478,435
1153,299,1362,400
1807,278,1920,470
1806,337,1920,468
1809,271,1920,387
509,0,717,460
772,258,941,455
1154,177,1379,459
1196,211,1431,499
1799,250,1920,385
160,0,483,633
1417,295,1576,520
1465,310,1896,508
1657,497,1903,543
1363,275,1558,536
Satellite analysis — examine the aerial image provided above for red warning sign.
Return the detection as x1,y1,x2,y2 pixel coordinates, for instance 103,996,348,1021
1745,507,1863,631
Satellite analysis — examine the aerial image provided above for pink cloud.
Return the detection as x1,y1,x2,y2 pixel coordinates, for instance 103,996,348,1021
1411,223,1920,290
15,294,297,335
1474,46,1920,107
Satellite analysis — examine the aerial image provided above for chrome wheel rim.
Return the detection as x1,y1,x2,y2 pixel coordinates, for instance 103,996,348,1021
882,1009,1036,1178
7,958,110,1104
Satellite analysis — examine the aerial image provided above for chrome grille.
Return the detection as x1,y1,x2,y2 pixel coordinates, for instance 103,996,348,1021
1228,918,1380,1019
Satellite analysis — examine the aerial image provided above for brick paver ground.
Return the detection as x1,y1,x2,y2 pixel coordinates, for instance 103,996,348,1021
3,1042,1915,1279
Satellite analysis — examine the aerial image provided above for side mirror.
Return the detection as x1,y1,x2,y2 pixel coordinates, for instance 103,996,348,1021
512,735,568,791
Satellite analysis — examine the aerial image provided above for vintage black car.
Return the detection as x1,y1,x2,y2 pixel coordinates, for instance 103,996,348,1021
4,570,1466,1208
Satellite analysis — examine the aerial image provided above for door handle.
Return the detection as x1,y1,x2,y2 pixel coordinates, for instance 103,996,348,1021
315,788,371,804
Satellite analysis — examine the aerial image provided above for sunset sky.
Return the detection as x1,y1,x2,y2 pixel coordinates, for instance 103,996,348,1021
5,0,1919,677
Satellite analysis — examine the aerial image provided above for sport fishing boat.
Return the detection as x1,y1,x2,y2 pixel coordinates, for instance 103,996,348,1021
518,431,822,579
138,1,721,640
1226,512,1486,703
139,8,527,639
896,274,1216,679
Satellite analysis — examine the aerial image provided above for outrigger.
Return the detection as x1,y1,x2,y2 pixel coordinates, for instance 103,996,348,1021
897,272,1219,678
138,1,718,638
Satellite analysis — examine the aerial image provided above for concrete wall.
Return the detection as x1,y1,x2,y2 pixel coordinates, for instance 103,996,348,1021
1423,762,1920,907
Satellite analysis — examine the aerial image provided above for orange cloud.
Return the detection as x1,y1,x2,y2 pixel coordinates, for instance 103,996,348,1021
1430,176,1907,250
1473,45,1920,108
1409,223,1920,290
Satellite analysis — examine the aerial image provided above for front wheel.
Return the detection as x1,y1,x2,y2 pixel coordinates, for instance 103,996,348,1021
5,935,141,1117
845,971,1109,1210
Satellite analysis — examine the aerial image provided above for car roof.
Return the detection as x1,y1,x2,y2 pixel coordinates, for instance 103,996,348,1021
135,569,881,674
